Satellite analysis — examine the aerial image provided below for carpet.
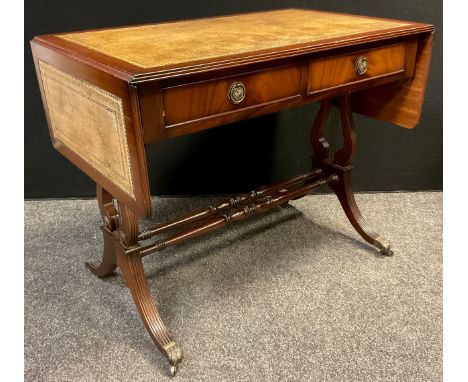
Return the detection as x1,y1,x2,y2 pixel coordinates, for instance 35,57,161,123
24,192,442,381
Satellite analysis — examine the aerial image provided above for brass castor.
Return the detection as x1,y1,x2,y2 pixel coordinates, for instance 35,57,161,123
380,248,394,256
170,364,178,377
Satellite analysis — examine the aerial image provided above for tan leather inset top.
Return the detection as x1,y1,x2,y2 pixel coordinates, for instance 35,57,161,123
57,9,409,69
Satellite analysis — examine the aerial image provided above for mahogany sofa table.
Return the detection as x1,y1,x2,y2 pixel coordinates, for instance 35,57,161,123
31,9,434,376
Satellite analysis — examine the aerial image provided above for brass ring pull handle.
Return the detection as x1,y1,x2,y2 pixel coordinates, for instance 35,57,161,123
355,56,368,76
228,81,246,104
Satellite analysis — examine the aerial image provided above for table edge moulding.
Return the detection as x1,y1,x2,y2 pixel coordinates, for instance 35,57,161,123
30,8,435,376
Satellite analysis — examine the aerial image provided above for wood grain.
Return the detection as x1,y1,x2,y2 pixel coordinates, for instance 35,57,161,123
351,32,434,128
139,37,421,142
162,65,301,126
308,42,412,93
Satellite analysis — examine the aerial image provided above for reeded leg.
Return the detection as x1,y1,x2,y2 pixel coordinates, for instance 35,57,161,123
311,94,393,256
87,185,183,375
116,204,183,376
116,246,183,375
329,169,393,256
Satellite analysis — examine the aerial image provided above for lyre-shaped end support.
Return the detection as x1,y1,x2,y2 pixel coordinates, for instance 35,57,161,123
85,185,118,277
311,94,394,256
85,227,118,277
87,185,183,375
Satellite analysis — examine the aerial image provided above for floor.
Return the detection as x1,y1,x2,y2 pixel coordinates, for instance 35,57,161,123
24,192,442,382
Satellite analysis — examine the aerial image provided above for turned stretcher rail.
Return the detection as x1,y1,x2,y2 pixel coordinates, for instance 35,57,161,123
127,173,338,257
137,169,323,241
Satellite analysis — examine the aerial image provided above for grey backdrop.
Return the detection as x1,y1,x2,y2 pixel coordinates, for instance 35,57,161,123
25,0,442,197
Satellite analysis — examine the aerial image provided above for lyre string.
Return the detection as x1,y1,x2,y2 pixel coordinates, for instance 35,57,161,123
329,105,339,161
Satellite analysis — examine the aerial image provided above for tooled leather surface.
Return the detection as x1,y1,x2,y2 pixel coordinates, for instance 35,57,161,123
38,61,135,198
57,9,409,69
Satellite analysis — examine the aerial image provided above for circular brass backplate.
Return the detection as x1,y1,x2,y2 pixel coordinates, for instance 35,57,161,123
355,56,368,76
228,81,246,104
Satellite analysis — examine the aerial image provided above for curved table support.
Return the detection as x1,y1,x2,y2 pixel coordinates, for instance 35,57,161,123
329,170,394,256
115,246,183,376
85,228,118,276
311,94,394,256
85,186,118,277
87,186,183,376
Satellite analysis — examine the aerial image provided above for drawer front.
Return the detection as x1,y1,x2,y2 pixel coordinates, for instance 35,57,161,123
163,65,301,127
308,41,417,93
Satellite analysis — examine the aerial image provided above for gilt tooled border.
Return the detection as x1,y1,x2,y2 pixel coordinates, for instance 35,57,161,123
38,61,135,199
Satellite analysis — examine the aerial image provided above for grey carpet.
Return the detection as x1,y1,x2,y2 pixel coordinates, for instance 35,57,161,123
25,192,442,382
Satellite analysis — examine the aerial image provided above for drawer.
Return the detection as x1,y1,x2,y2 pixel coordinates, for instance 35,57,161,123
162,65,302,127
308,40,418,94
